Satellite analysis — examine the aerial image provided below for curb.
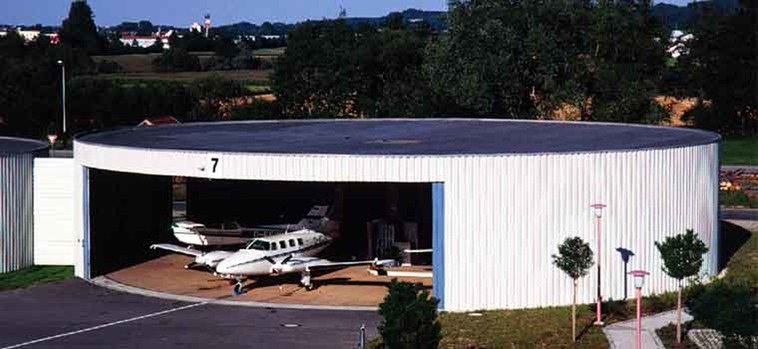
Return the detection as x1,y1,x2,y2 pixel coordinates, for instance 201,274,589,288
90,276,379,312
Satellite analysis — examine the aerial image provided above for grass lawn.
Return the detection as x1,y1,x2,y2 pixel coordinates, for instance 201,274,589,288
438,306,608,348
721,138,758,166
0,266,74,291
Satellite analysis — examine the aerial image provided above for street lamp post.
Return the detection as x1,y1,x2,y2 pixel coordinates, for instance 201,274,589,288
629,270,649,349
57,60,66,134
591,203,606,326
615,247,635,300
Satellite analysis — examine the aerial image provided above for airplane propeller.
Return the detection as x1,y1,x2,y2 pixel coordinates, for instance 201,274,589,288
267,255,294,274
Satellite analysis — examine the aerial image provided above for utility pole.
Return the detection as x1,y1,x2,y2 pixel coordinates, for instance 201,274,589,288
57,60,67,134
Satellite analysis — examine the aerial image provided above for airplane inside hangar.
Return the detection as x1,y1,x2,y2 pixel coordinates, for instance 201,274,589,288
86,168,434,296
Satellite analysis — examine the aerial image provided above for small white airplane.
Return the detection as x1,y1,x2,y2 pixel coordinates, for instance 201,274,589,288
172,205,332,247
151,229,396,296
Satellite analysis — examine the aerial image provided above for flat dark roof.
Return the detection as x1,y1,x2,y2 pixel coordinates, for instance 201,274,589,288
76,119,720,156
0,137,48,156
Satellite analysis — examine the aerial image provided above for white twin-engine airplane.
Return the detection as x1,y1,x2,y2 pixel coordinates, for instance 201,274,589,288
151,229,396,296
171,205,332,247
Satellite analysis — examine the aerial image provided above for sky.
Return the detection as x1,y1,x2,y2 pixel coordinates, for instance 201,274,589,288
0,0,695,27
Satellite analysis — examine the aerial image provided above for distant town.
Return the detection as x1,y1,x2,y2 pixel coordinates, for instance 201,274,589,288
0,8,448,50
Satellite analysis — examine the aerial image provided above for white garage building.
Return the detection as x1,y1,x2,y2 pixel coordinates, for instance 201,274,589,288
72,119,720,311
0,137,47,273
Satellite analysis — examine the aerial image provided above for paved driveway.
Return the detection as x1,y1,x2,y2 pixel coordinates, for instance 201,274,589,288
0,279,380,349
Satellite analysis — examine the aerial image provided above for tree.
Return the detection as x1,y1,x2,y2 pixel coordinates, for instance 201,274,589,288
378,279,441,349
655,229,708,345
426,0,669,122
153,48,201,72
677,0,757,135
59,0,103,54
690,281,757,348
272,19,434,118
188,75,246,121
552,236,594,342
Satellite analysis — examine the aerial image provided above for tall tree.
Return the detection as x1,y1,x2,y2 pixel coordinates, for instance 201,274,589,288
552,237,594,342
655,229,708,345
59,0,102,54
426,0,669,122
273,19,434,118
678,0,757,135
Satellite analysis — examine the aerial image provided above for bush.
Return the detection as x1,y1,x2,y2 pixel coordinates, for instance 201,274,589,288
96,59,122,74
690,281,758,348
378,279,441,349
720,190,758,208
231,99,281,120
153,48,201,72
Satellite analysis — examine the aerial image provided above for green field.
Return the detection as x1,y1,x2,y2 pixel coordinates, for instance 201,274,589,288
93,52,274,82
0,266,74,291
252,47,286,57
722,137,758,166
96,70,273,83
93,52,216,73
245,84,272,94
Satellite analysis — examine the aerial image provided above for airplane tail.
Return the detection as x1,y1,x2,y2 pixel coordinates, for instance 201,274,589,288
305,205,330,218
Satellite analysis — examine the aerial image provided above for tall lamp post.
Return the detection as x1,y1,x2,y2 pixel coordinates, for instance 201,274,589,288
629,270,649,349
56,60,67,134
590,203,606,325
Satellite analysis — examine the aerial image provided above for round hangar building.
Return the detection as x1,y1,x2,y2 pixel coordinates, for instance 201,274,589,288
73,119,720,312
0,137,47,273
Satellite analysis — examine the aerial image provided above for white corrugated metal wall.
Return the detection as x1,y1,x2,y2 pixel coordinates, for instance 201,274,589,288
74,140,719,311
0,153,35,273
33,158,75,265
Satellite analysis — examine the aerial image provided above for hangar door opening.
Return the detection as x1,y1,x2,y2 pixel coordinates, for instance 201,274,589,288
184,179,434,265
86,173,438,280
88,169,172,277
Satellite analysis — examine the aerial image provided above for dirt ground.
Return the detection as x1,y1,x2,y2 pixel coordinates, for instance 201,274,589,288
108,255,432,307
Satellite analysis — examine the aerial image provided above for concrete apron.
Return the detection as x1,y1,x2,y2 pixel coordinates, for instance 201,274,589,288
90,276,378,312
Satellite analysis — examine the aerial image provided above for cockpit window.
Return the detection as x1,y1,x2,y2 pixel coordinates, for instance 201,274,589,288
246,239,270,251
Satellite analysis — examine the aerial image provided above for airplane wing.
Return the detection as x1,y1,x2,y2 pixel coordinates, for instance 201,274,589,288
150,243,203,257
284,257,397,271
404,249,433,254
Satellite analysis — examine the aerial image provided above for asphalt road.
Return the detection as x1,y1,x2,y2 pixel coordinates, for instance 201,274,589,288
0,279,380,349
722,208,758,221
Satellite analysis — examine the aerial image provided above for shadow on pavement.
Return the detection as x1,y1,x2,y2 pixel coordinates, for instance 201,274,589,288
718,220,752,271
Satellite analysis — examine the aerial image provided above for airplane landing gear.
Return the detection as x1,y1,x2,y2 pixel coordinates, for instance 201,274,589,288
232,280,245,296
300,271,314,291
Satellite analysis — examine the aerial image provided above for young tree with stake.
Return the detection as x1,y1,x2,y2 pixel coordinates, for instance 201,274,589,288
552,237,594,342
655,229,708,345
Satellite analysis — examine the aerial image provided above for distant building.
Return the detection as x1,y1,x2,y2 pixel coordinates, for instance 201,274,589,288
45,33,59,44
0,28,59,44
120,30,172,49
137,116,180,127
668,30,694,59
260,35,282,40
204,14,211,37
17,29,41,41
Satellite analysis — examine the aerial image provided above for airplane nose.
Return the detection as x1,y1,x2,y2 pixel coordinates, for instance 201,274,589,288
215,259,232,274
